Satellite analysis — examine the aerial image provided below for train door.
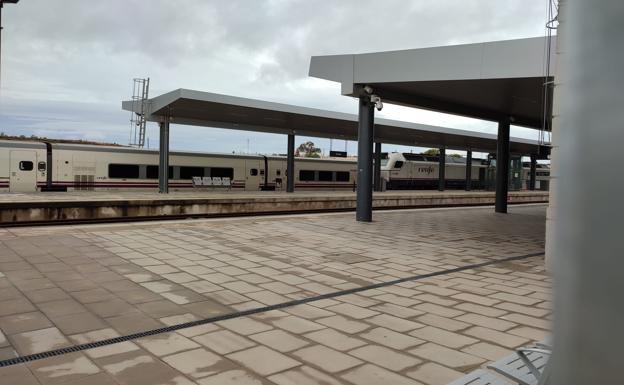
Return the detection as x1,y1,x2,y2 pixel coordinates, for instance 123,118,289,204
9,151,38,192
245,159,261,191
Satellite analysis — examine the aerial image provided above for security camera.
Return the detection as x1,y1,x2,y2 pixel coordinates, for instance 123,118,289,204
370,95,383,111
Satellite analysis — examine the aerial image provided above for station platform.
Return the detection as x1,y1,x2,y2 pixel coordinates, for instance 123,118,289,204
0,205,550,385
0,190,549,225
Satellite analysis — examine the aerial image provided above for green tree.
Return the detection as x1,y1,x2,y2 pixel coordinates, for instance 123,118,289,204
422,148,440,156
296,141,321,158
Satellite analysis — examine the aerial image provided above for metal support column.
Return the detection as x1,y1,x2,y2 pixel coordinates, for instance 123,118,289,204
158,118,170,194
495,119,510,213
465,149,472,191
286,134,295,193
356,96,374,222
529,154,537,191
438,147,446,191
373,142,382,192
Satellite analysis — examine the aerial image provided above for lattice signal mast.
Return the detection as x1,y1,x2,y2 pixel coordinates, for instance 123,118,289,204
129,78,150,148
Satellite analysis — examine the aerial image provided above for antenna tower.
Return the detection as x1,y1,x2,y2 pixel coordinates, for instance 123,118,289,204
129,78,150,148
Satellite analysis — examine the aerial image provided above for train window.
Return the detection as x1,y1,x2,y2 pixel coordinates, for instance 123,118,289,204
38,162,46,171
250,169,258,176
276,169,281,176
109,164,139,179
336,171,350,182
318,171,333,181
19,161,34,171
299,170,315,181
394,161,404,169
145,166,174,179
180,166,204,180
146,165,159,179
211,167,234,179
260,169,265,176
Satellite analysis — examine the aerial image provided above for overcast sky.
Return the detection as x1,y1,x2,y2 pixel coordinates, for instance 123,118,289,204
0,0,551,156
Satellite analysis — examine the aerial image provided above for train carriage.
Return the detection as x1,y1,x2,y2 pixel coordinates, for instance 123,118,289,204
0,140,549,193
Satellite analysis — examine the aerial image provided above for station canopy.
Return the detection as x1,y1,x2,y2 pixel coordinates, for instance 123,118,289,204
309,36,556,131
122,88,548,155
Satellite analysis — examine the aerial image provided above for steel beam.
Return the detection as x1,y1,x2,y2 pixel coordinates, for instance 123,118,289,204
495,119,510,213
438,147,446,191
529,154,537,190
356,96,374,222
373,142,382,192
158,118,170,194
286,134,295,193
465,149,472,191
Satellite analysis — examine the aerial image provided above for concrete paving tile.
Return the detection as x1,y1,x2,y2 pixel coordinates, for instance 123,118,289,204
96,350,189,385
28,353,100,385
70,288,117,304
49,312,108,335
413,303,465,318
193,329,255,354
293,345,362,373
284,304,335,319
416,314,470,332
9,327,70,355
70,328,140,359
409,326,478,349
249,329,309,353
361,327,425,350
461,342,513,361
86,299,136,318
455,313,517,331
316,316,370,334
272,316,324,334
464,326,530,349
269,365,348,385
324,303,379,320
182,299,232,318
61,372,120,385
366,314,425,332
136,332,200,356
0,298,36,316
349,345,421,371
409,343,485,370
370,303,425,319
454,302,509,317
104,310,162,335
159,313,220,337
135,300,186,318
198,369,272,385
0,346,17,360
160,290,206,305
500,313,550,330
0,361,40,385
304,328,367,351
227,346,301,376
489,292,542,306
217,317,273,335
0,311,53,335
406,362,464,385
507,326,549,341
341,363,423,385
37,299,87,319
162,347,234,379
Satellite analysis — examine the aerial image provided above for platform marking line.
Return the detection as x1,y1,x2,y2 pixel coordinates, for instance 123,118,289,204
0,251,544,368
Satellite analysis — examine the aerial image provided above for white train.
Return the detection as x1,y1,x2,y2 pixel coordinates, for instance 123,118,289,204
0,139,548,193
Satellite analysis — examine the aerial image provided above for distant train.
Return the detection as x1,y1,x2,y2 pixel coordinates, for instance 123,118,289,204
0,140,549,193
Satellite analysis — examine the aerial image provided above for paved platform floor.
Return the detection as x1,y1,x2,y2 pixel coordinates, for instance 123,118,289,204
0,205,550,385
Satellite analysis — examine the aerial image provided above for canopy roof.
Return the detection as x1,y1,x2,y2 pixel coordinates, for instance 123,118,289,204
122,88,549,156
309,36,556,130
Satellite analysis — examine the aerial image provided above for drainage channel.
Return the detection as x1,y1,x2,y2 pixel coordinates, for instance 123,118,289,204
0,251,544,367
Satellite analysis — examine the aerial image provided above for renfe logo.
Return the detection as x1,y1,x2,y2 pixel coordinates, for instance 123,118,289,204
418,166,435,175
